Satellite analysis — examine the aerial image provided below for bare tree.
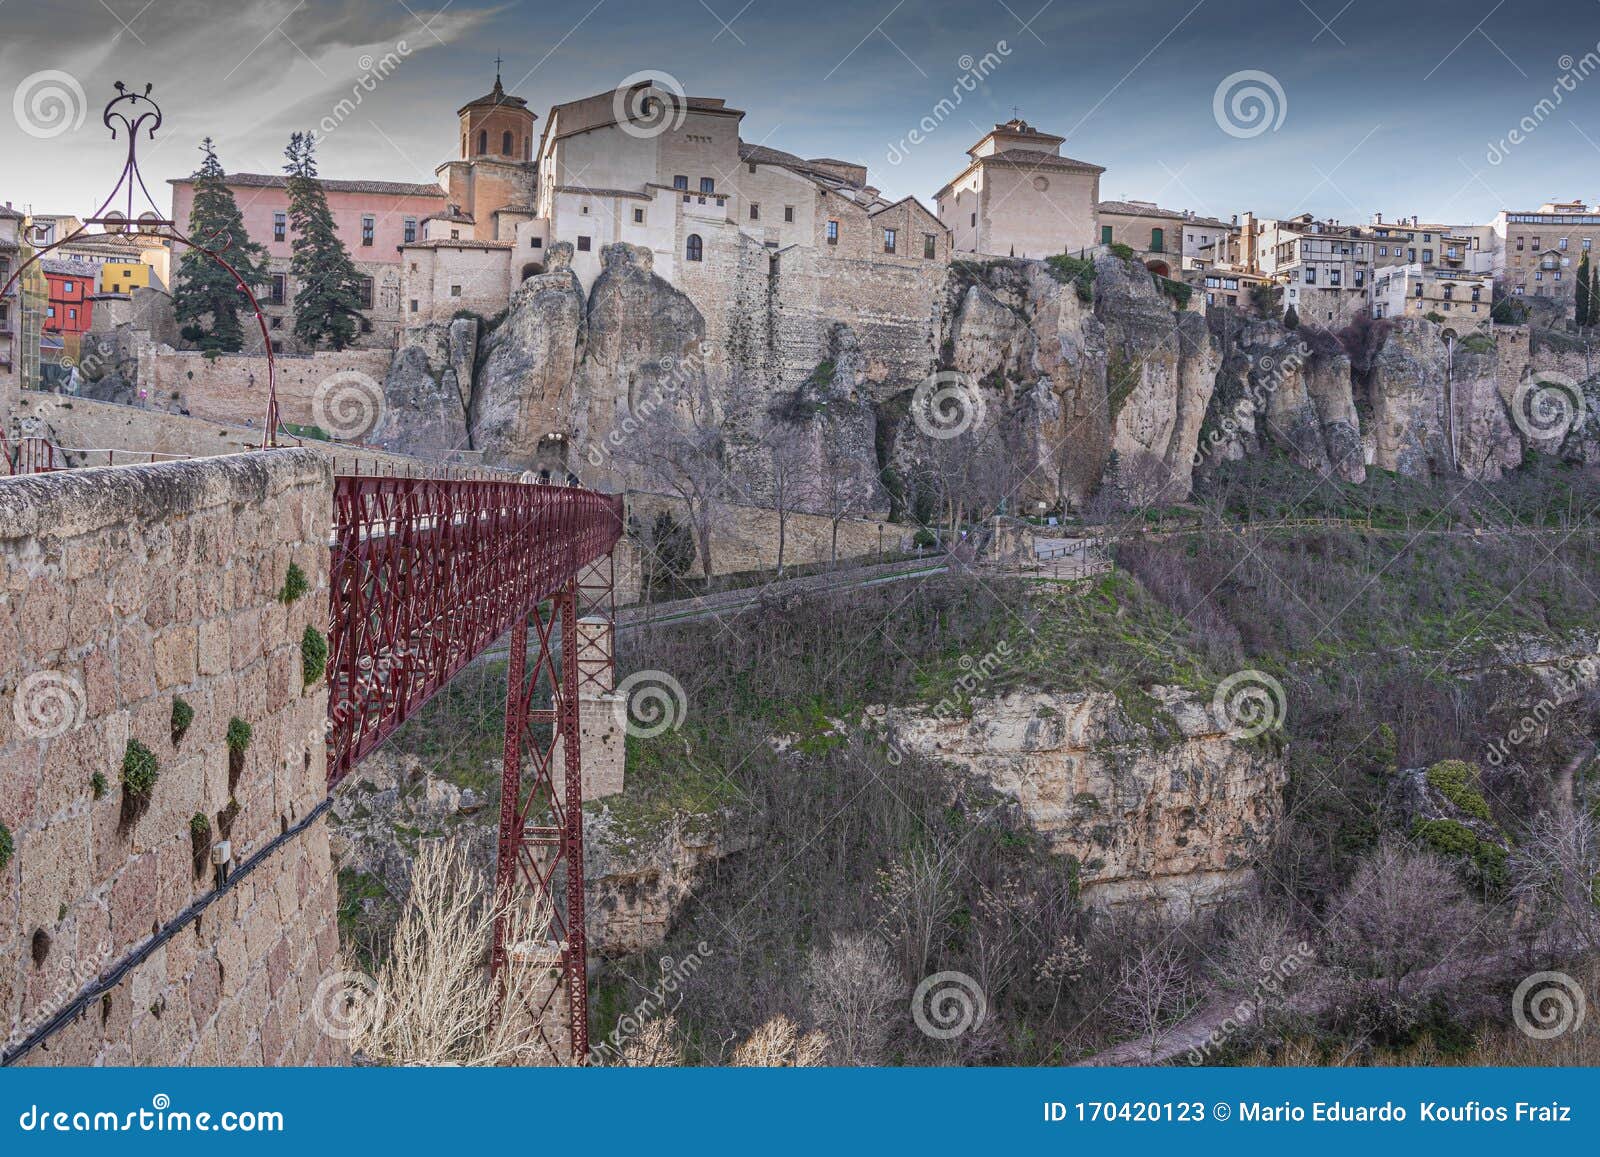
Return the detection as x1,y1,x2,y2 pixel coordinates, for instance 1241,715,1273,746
1106,941,1193,1061
730,1014,830,1066
1512,809,1600,953
1325,838,1483,1002
616,401,730,578
762,425,815,575
814,442,873,567
876,847,956,980
805,932,902,1065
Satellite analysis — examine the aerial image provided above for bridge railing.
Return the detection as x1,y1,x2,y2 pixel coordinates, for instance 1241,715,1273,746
326,475,624,784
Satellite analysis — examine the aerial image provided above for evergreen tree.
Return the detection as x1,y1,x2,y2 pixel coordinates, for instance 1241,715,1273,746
1589,261,1600,328
1283,304,1300,329
1577,253,1591,330
173,138,269,353
283,132,362,351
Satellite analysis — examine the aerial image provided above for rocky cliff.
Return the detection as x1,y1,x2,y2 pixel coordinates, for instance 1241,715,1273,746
364,242,1599,511
880,687,1287,915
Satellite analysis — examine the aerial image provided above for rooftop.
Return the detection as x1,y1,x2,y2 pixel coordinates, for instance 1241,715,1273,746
168,173,446,198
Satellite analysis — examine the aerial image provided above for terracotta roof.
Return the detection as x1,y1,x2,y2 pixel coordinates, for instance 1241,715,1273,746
457,76,532,117
423,208,475,224
168,173,446,198
401,239,513,250
0,205,23,220
41,258,98,277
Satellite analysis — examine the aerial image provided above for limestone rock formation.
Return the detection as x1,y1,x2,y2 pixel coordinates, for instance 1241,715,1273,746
370,317,477,456
470,242,587,469
882,686,1287,915
583,808,740,957
1092,254,1217,503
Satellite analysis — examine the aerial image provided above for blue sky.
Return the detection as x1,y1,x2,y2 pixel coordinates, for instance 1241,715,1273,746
4,0,1599,224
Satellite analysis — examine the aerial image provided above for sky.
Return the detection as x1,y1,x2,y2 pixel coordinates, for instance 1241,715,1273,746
3,0,1600,226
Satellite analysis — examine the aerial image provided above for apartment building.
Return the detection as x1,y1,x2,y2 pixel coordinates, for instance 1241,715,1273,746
1489,200,1599,301
1371,263,1491,327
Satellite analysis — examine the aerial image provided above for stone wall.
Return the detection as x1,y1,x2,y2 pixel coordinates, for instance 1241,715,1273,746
141,350,394,431
626,490,908,578
0,449,341,1065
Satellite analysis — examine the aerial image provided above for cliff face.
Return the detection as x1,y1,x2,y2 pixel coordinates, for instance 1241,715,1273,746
438,244,1600,506
882,687,1287,915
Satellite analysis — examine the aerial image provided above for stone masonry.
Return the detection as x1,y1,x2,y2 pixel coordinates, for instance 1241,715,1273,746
0,449,341,1065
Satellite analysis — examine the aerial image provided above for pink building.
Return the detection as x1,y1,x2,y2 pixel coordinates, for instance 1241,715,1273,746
168,173,447,350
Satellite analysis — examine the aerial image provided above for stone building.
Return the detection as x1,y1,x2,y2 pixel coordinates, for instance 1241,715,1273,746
0,203,21,398
1371,262,1492,328
1095,200,1236,277
1489,200,1599,302
934,118,1103,259
1246,212,1375,325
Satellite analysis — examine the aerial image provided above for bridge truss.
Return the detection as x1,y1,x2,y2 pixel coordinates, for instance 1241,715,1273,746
327,474,623,1063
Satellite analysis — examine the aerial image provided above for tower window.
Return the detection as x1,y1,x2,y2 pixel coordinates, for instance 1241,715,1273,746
686,234,703,262
477,129,488,154
502,130,513,155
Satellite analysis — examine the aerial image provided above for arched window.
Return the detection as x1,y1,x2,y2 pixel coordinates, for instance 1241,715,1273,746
477,129,488,155
502,130,514,155
685,234,703,262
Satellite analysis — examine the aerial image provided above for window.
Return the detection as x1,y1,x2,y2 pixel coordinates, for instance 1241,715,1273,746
1329,269,1341,286
784,205,794,223
502,130,513,155
1304,267,1316,284
1378,245,1388,256
1355,269,1364,287
673,175,688,190
450,284,463,296
409,300,418,313
700,177,715,194
68,308,76,320
970,212,976,228
1421,249,1432,263
685,233,703,262
274,211,286,242
1471,285,1481,302
271,316,282,330
1584,238,1593,251
530,237,542,248
270,274,286,305
403,217,417,243
1532,237,1542,250
477,129,487,154
581,204,589,215
634,208,645,224
1101,225,1113,245
1559,237,1569,250
63,281,74,293
577,235,591,251
826,220,839,245
883,228,897,254
361,215,375,246
450,229,460,240
357,275,374,308
923,233,937,260
1407,248,1416,261
750,202,760,221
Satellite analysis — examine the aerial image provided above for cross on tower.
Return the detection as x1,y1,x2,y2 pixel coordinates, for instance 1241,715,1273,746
494,54,504,81
1012,105,1022,120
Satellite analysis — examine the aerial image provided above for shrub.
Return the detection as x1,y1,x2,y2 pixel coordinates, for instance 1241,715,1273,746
302,625,329,686
90,771,108,800
1424,760,1492,822
0,823,12,872
1044,254,1096,303
1283,305,1301,329
225,717,254,754
121,740,159,799
1108,242,1136,262
1157,276,1192,309
190,813,211,878
171,697,194,745
1425,311,1446,324
278,562,310,605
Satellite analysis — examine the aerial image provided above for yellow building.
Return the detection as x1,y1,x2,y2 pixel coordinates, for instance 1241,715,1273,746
98,260,153,295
